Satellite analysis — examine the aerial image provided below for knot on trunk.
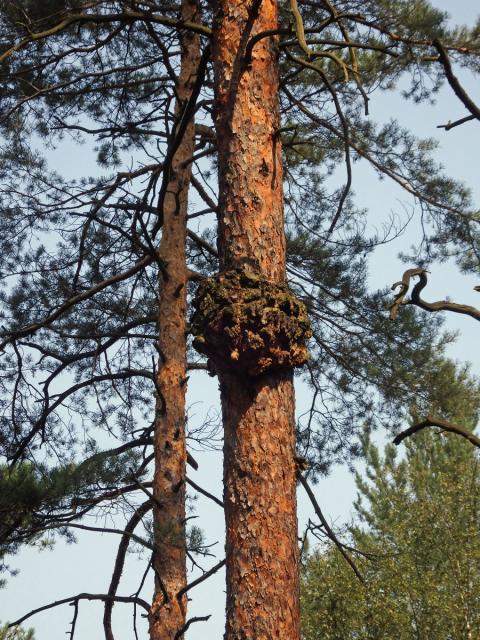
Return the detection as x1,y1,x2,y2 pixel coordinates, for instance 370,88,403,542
191,268,312,376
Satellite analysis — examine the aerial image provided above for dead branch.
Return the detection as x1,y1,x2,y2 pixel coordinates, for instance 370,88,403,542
174,615,211,639
41,521,155,551
297,473,364,583
389,268,480,321
68,600,79,640
103,500,152,640
393,415,480,448
187,229,219,257
176,558,226,599
437,114,475,131
433,39,480,124
186,478,224,508
9,593,150,628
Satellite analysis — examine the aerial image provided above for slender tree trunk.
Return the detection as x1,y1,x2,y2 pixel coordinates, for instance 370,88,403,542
212,0,301,637
149,2,200,637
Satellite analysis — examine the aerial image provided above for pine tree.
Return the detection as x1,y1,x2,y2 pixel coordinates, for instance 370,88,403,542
1,1,480,638
0,624,34,640
208,0,304,634
301,358,480,640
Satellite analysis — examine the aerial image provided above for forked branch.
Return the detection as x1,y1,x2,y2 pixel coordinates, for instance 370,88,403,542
9,593,150,628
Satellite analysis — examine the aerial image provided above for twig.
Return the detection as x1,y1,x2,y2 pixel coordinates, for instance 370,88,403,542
176,559,226,599
297,474,364,583
174,615,211,639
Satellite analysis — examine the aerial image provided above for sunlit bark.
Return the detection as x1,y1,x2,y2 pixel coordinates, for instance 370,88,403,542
149,1,200,637
212,0,301,636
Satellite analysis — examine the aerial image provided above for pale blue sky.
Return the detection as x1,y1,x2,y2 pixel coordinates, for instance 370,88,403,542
2,2,480,638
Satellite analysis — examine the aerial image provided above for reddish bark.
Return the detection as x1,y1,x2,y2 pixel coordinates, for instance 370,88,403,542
212,0,301,637
213,0,286,281
148,1,200,637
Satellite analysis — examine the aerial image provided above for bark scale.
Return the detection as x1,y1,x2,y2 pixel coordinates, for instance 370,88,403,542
212,0,301,637
149,2,200,637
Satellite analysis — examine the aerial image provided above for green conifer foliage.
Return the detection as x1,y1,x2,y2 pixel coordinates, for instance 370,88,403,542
0,624,34,640
301,359,480,639
0,0,480,632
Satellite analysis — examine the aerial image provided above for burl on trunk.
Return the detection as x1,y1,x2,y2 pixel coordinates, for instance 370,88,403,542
193,0,311,637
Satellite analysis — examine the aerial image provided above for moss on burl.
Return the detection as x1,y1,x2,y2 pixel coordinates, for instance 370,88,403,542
191,268,312,376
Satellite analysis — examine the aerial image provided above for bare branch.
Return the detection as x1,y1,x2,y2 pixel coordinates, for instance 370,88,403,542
68,600,79,640
187,229,218,257
186,478,224,508
103,501,152,640
297,473,364,583
393,416,480,448
41,521,154,551
437,114,475,131
433,39,480,123
177,558,226,598
9,593,150,628
174,615,211,639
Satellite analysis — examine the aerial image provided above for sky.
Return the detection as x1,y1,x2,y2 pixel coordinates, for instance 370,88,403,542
1,2,480,639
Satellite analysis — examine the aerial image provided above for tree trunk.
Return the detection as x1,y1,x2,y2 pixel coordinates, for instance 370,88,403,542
149,1,200,637
212,0,301,637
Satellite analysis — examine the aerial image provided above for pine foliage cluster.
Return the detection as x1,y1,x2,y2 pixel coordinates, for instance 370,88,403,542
301,360,480,639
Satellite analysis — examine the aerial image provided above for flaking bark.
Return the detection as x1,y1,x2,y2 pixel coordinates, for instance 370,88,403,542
148,1,201,637
212,0,301,636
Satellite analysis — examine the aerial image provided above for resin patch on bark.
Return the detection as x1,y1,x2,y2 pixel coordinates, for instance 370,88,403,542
191,268,312,376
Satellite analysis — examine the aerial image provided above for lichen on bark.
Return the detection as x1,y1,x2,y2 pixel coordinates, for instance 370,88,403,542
191,267,312,376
